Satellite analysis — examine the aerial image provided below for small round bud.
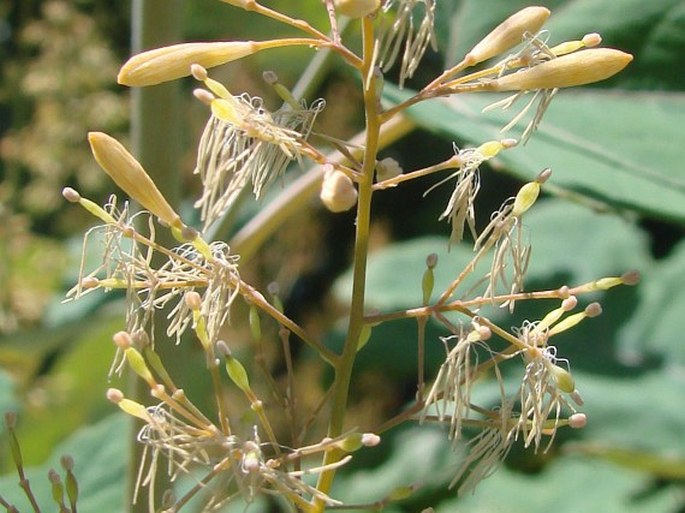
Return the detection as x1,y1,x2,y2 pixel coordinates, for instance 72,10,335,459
477,325,492,340
113,331,133,349
262,70,278,85
568,412,587,428
557,285,570,299
561,296,578,312
621,270,640,286
585,302,603,318
216,340,231,357
536,167,552,184
81,277,99,289
60,455,74,471
184,291,203,310
361,433,381,447
48,468,61,485
501,138,518,149
106,388,125,404
376,157,403,182
193,88,214,105
190,63,208,81
320,168,358,213
334,0,380,18
425,253,438,269
62,187,81,203
582,33,602,47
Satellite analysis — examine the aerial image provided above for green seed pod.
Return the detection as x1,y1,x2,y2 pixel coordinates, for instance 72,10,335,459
550,364,575,393
225,353,251,393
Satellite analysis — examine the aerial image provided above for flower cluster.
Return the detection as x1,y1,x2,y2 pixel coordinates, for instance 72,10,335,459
61,2,636,511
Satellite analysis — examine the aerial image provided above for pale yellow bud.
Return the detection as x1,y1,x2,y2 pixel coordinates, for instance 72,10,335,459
88,132,182,228
320,168,358,213
512,181,540,216
491,48,633,92
466,6,551,65
334,0,380,18
118,41,260,87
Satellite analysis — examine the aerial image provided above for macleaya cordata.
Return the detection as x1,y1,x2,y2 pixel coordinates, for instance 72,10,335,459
61,2,637,512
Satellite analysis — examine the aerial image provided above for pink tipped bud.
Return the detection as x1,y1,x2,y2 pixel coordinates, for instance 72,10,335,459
582,33,602,47
585,302,602,318
193,88,215,105
465,6,551,65
621,270,640,286
190,63,208,81
536,167,552,184
62,187,81,203
557,285,570,298
491,48,633,92
361,433,381,447
568,412,587,429
184,291,202,310
106,388,125,404
561,296,578,312
113,331,133,349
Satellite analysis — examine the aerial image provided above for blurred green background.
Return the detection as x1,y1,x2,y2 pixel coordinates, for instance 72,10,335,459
1,0,684,511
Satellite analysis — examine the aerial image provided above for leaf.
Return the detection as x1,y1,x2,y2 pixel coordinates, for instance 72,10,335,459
616,239,685,369
444,457,679,513
384,85,685,223
0,413,127,512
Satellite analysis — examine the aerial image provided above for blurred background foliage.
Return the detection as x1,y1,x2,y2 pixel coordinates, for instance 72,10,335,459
1,0,684,511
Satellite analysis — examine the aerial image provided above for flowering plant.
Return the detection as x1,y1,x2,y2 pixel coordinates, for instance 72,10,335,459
52,2,638,511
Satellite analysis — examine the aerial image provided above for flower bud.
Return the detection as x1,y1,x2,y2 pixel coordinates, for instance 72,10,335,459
376,157,403,182
118,41,260,87
88,132,182,229
512,181,540,216
491,48,633,92
465,6,551,65
334,0,380,18
320,167,358,213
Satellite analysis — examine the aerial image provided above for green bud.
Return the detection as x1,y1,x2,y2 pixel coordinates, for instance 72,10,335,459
249,304,262,341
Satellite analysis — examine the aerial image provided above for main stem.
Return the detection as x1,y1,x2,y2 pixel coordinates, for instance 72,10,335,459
313,16,380,510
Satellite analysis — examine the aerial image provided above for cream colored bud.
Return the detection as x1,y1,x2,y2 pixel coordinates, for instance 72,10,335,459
376,157,403,182
491,48,633,92
320,168,358,213
568,412,587,429
88,132,182,228
334,0,380,18
118,41,260,87
466,6,551,65
62,187,81,203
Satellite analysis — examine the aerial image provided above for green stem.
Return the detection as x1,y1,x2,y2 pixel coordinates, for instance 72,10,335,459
313,16,380,510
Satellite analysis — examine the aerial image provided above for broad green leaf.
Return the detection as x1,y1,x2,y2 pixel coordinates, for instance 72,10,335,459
0,413,127,512
617,239,685,369
445,457,679,513
384,85,685,223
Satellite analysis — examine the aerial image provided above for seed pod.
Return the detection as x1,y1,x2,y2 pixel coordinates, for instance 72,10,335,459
491,48,633,92
118,41,260,87
88,132,182,229
465,6,550,65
